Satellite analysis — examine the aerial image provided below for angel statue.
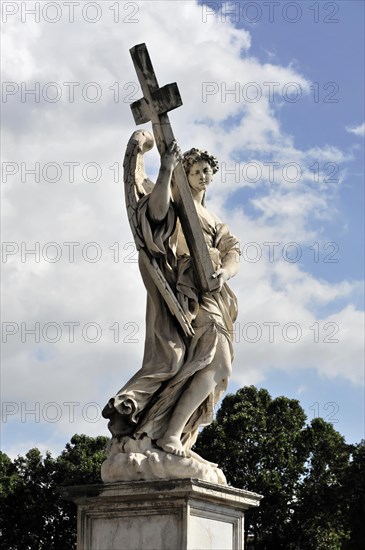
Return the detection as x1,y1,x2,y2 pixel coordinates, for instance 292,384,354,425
101,129,240,485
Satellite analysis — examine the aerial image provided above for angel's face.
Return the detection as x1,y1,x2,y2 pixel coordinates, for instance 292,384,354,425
187,161,213,193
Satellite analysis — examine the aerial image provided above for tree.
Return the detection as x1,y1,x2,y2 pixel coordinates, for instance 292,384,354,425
0,448,60,549
1,392,361,548
343,440,365,549
55,433,109,486
194,386,355,549
0,434,108,550
194,386,308,548
289,418,352,549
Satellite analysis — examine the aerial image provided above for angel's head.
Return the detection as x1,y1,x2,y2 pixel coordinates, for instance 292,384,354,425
182,148,219,205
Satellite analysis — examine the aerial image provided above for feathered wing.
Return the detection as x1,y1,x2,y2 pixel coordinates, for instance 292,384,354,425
123,129,154,249
123,130,194,338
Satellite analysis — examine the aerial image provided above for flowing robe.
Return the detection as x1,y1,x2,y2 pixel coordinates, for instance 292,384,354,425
103,194,240,450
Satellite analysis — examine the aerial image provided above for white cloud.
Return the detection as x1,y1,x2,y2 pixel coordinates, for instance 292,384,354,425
224,202,363,389
1,1,363,455
346,122,365,136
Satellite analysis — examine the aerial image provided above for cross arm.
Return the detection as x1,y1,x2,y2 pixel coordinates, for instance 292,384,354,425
129,43,217,293
131,83,182,125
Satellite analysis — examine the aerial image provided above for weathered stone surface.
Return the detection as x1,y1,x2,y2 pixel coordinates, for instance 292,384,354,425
103,43,241,482
63,479,262,550
101,437,226,485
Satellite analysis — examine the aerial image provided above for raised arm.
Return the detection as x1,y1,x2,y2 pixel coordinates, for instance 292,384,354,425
148,141,182,223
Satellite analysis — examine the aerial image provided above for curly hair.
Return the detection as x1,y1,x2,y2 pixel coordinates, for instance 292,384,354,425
182,148,219,176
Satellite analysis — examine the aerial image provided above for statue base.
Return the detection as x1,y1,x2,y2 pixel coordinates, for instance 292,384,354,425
101,436,227,485
63,478,262,550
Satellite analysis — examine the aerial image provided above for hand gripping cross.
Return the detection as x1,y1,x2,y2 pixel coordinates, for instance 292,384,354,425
129,43,216,293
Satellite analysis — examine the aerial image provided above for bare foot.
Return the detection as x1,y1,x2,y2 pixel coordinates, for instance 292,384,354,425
156,436,188,457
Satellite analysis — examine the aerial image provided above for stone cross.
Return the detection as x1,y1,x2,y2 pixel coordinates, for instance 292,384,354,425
129,43,216,293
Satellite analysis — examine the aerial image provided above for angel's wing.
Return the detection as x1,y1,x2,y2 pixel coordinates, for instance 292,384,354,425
123,130,154,249
123,130,194,338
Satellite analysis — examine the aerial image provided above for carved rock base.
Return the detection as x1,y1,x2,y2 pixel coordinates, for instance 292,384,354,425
101,437,227,485
63,479,262,550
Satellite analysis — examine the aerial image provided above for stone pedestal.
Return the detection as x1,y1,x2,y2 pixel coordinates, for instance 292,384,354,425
63,478,262,550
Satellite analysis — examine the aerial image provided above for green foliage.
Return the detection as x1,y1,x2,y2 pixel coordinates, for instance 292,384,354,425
55,434,109,486
0,434,108,550
194,387,308,547
194,386,356,549
1,390,362,549
343,440,365,549
289,418,351,549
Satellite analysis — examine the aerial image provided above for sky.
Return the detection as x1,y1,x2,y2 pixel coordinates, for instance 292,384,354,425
1,0,364,459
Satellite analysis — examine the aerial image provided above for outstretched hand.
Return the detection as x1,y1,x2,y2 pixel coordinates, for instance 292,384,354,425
161,140,182,171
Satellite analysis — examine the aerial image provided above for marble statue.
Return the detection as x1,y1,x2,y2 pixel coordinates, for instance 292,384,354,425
101,44,240,485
